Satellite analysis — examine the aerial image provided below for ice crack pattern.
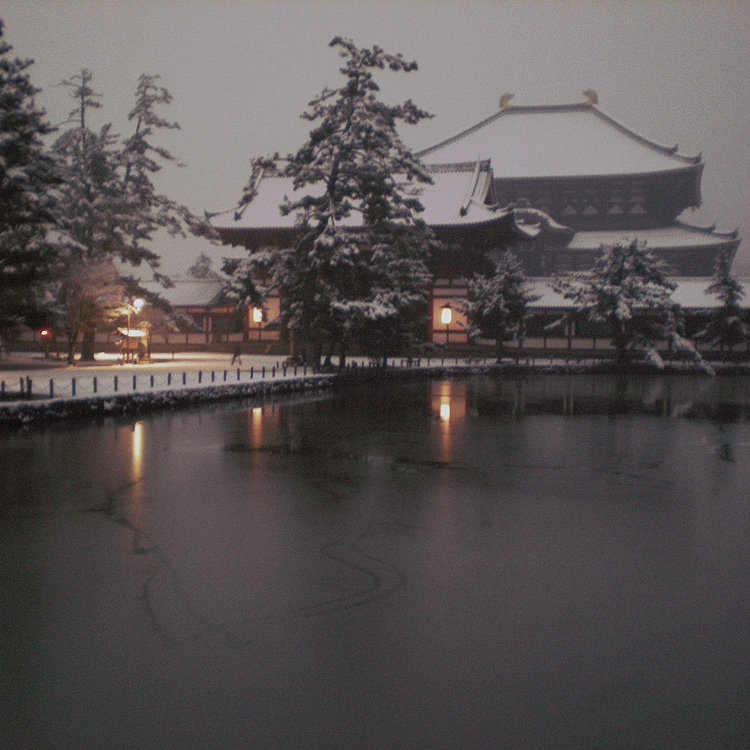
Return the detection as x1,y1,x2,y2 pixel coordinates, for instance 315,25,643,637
100,478,406,647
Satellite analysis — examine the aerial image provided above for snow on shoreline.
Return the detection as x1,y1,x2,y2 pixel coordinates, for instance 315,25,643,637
0,375,337,425
2,357,744,427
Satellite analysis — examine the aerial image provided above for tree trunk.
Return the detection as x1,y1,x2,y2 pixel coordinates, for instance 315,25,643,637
495,338,504,364
66,336,77,366
80,327,96,361
613,325,628,369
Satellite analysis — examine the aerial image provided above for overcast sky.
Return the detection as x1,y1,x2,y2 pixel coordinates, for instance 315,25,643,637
4,0,750,275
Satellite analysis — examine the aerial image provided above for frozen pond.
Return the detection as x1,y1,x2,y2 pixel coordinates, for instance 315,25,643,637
3,373,750,748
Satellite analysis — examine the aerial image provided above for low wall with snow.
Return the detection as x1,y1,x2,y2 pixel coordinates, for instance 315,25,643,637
0,375,336,426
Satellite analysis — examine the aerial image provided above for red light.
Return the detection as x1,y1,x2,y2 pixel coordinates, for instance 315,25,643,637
40,329,50,337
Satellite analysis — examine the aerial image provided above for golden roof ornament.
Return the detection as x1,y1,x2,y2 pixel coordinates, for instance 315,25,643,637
583,89,599,105
499,92,514,109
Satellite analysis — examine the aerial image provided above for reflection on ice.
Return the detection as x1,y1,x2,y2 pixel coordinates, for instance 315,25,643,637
3,374,750,748
132,420,143,477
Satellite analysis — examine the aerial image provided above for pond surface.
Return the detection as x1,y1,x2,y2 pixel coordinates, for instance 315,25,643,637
2,374,750,748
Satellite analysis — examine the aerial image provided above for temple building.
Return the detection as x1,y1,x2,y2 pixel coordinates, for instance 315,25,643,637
209,92,741,348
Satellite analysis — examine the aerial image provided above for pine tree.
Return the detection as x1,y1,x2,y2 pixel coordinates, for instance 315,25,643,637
461,251,538,362
699,250,748,354
57,258,126,363
229,37,435,366
0,20,59,347
50,70,214,362
188,252,221,280
552,238,708,370
121,74,214,257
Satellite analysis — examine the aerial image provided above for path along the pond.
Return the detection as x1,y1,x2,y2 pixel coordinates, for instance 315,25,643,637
0,351,346,420
0,350,509,424
1,352,306,399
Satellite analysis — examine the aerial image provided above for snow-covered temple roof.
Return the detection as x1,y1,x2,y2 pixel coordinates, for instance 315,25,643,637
417,100,702,179
529,277,749,311
141,278,226,307
209,160,522,232
566,221,740,252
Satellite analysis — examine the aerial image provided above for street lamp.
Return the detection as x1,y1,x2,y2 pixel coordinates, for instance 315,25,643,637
441,303,453,345
40,329,51,359
252,307,263,341
125,298,145,362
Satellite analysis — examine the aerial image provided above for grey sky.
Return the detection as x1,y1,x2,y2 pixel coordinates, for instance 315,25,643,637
4,0,749,274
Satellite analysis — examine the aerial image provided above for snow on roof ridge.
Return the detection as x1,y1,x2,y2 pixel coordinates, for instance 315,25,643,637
415,103,589,159
675,218,739,238
416,100,702,166
426,160,492,173
587,106,701,164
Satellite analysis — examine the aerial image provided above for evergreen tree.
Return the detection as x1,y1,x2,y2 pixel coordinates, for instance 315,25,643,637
50,70,214,362
57,258,126,363
698,249,748,353
228,37,435,366
121,74,214,256
0,20,59,347
461,251,538,362
552,238,708,370
188,251,221,280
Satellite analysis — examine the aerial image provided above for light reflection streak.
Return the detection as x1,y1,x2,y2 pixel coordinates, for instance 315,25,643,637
248,406,263,449
130,421,145,522
439,401,451,422
132,421,143,478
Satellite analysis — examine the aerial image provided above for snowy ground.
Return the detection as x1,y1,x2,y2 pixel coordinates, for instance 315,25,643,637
1,352,312,398
0,350,502,404
0,350,500,424
0,352,341,424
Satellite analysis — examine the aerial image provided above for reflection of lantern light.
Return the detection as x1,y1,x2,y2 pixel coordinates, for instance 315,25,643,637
248,406,263,448
132,421,143,477
440,402,451,422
